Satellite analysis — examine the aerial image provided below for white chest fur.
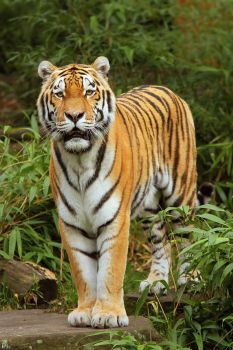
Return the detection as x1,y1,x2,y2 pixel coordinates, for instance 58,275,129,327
53,142,120,236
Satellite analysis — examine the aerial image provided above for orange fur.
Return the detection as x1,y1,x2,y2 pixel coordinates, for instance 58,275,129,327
37,57,197,328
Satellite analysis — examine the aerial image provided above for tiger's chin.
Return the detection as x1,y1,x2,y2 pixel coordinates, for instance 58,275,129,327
63,137,92,153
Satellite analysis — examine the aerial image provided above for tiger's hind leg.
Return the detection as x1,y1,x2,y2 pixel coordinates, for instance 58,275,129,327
139,215,171,295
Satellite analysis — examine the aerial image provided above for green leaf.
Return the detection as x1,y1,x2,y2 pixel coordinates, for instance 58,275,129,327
122,46,134,65
193,332,203,350
30,114,39,133
89,16,99,32
209,237,229,246
29,186,37,204
219,262,233,285
0,250,10,259
0,203,4,218
198,204,225,212
197,213,226,225
43,177,50,196
211,260,227,276
135,285,149,316
8,229,17,259
3,125,12,134
16,230,22,259
180,238,207,255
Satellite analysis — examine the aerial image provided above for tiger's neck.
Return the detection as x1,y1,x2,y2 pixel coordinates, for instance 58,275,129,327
51,120,118,186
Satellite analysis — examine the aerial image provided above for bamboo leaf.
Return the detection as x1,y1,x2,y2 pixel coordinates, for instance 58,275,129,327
8,229,17,259
197,213,226,225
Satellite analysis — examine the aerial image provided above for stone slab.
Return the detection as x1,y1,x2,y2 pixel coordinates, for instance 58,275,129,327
0,309,158,350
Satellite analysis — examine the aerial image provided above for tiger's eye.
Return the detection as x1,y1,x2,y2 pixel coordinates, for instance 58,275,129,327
55,91,63,98
86,89,94,96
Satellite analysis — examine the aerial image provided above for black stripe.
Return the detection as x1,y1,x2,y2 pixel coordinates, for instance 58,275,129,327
130,119,142,185
102,90,105,110
168,126,180,200
168,119,174,157
55,180,76,215
106,90,113,113
131,185,141,211
125,93,156,138
123,93,159,174
40,93,46,119
144,207,160,214
93,172,121,214
152,246,163,255
97,202,121,236
178,96,192,194
96,108,104,122
104,139,118,179
45,94,53,122
122,97,152,146
85,136,107,189
172,194,184,207
123,95,156,173
174,95,185,140
139,93,165,124
95,116,111,132
119,102,150,181
71,247,99,260
171,217,182,224
186,188,196,207
96,180,128,236
141,90,168,118
148,231,166,244
54,143,79,192
131,180,150,214
61,219,95,240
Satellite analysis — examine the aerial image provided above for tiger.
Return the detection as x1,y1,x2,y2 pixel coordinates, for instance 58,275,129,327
37,56,213,329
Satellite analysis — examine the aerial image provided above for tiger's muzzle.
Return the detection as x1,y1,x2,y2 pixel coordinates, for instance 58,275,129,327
63,127,91,142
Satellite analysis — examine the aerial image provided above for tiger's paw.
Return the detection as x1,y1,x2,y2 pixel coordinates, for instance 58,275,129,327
91,313,129,328
139,278,168,295
68,308,91,327
177,262,200,286
91,305,129,328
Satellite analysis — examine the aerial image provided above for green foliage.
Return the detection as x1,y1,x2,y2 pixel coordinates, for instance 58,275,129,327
84,331,163,350
0,283,20,310
0,120,71,278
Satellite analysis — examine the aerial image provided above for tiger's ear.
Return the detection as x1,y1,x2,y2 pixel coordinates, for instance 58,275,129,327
38,61,56,80
92,56,110,79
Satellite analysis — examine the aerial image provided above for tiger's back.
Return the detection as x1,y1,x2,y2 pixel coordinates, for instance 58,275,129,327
114,85,197,218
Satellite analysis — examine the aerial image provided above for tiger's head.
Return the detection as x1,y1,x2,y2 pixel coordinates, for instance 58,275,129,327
37,57,116,152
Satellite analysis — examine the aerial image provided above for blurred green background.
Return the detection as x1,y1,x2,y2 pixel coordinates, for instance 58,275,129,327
0,1,233,348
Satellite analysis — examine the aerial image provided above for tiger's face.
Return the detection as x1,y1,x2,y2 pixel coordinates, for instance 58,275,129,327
37,57,116,152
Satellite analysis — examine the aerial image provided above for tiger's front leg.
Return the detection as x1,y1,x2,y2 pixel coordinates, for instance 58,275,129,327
91,216,130,328
59,219,97,327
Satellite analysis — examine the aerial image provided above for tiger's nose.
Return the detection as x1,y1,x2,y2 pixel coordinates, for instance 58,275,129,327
65,112,85,123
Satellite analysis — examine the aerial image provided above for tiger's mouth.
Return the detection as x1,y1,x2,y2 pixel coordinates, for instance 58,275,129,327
63,128,91,142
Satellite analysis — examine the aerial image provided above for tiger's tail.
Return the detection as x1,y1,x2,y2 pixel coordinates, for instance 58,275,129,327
197,182,214,206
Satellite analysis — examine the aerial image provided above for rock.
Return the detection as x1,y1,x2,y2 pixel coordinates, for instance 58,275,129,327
0,309,159,350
